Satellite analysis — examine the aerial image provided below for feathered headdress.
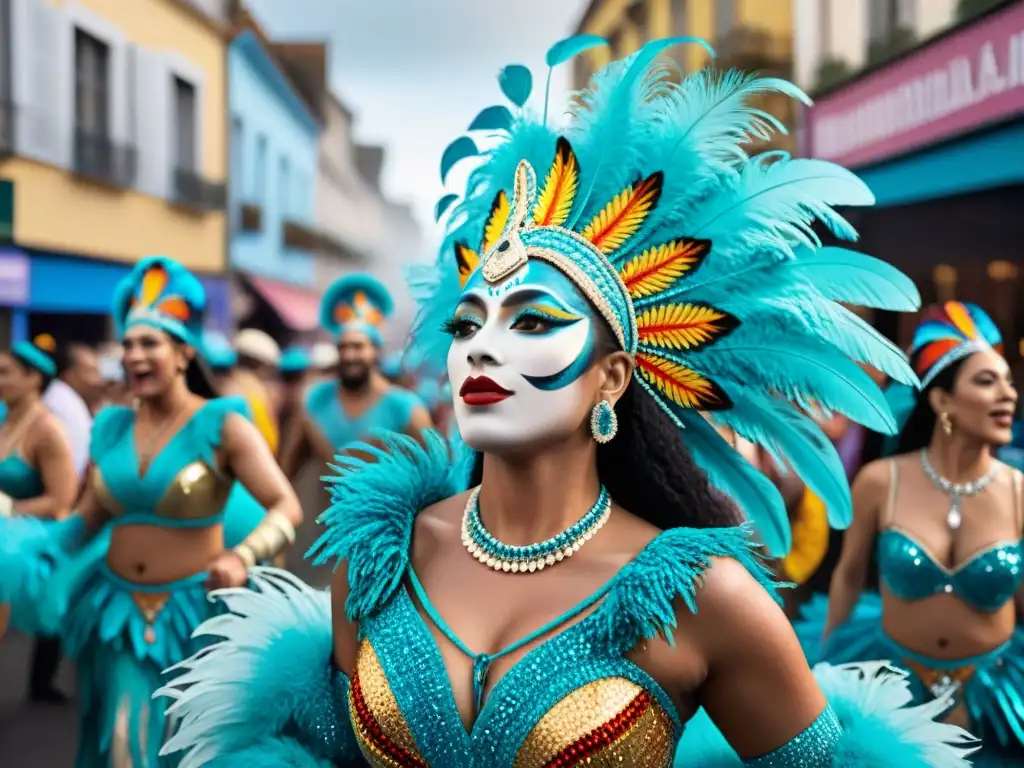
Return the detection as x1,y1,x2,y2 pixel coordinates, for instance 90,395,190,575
911,302,1003,388
201,330,238,371
11,333,57,378
408,36,921,555
113,256,206,346
320,274,393,346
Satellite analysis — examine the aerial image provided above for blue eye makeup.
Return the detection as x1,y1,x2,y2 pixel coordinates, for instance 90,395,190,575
509,305,583,334
441,309,484,338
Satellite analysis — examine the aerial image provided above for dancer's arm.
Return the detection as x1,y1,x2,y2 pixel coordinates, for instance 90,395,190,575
12,416,77,519
823,459,885,637
279,411,313,479
403,404,434,444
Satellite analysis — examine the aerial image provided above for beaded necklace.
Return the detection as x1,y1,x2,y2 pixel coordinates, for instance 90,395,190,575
461,485,611,573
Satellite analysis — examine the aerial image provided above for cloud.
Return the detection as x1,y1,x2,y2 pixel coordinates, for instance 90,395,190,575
246,0,588,246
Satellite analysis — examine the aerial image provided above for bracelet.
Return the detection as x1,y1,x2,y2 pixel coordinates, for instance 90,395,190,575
231,511,296,567
0,493,12,518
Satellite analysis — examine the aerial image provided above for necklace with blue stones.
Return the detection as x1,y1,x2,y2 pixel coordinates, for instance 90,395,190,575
461,485,611,573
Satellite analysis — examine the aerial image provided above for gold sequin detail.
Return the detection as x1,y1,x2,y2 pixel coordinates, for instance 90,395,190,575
154,461,233,520
516,677,674,767
349,639,427,767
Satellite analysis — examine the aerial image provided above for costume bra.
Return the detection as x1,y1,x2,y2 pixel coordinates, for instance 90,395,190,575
878,461,1024,613
0,454,44,500
304,380,422,449
89,398,249,528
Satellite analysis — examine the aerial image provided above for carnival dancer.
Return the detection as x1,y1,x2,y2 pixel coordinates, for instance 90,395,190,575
0,335,78,643
277,345,310,436
157,37,974,767
0,256,302,767
280,274,432,481
797,301,1024,764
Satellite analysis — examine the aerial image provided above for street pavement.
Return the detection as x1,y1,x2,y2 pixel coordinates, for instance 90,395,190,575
0,630,77,766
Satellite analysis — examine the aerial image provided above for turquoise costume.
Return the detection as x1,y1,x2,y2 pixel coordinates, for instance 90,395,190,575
0,256,270,767
159,36,972,767
796,302,1024,762
304,274,424,449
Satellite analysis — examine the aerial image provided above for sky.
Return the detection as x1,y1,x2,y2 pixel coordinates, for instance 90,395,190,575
246,0,590,243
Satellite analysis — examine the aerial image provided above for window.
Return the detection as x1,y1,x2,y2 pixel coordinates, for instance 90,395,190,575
279,156,290,218
254,134,267,202
74,29,110,136
819,0,832,57
714,0,735,43
0,0,11,102
230,115,243,229
868,0,900,41
173,76,197,171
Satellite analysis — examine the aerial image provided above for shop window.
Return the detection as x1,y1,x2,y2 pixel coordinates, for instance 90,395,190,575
74,29,110,137
254,134,267,203
173,76,197,172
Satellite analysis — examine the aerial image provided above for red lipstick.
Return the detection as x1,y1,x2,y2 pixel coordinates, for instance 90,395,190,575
459,376,513,406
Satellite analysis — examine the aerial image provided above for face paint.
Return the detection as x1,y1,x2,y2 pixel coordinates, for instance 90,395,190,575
446,261,600,453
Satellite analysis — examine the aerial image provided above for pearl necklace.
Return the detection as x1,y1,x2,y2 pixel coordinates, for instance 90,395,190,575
920,449,998,531
461,486,611,573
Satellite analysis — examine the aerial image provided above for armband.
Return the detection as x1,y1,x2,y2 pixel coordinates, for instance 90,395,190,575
232,511,296,568
744,707,841,767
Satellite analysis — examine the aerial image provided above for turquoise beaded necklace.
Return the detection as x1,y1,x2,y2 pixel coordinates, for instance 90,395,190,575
461,485,611,573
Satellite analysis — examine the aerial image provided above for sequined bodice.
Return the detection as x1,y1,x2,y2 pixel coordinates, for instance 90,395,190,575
878,528,1024,613
90,400,244,528
0,454,43,500
348,586,678,767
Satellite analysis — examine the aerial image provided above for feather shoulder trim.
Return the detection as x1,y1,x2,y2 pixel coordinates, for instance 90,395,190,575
307,429,471,623
596,523,777,653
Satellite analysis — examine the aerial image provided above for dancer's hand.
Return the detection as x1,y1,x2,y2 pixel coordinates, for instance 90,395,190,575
205,551,248,590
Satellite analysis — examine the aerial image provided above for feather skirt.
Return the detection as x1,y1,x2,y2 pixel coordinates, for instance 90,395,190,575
795,592,1024,763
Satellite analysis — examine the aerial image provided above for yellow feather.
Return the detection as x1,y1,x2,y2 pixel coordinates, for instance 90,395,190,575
619,239,710,299
481,191,510,254
139,265,167,306
636,303,737,351
580,172,663,255
454,242,480,288
635,353,731,410
533,138,579,228
782,489,829,584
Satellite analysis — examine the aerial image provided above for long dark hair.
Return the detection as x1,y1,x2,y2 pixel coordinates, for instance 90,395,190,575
186,353,220,399
894,357,966,455
468,321,743,531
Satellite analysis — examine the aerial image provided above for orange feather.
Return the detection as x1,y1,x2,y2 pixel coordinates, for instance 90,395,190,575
619,239,711,299
914,339,959,377
139,265,168,306
944,301,979,340
580,172,663,255
636,353,731,410
637,303,738,351
454,242,480,288
481,191,510,254
156,297,191,321
335,304,356,324
533,137,579,228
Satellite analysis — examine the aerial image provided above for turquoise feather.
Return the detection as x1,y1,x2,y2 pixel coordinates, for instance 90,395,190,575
440,136,479,184
468,105,513,132
434,193,459,222
544,34,608,68
498,64,532,106
789,246,921,311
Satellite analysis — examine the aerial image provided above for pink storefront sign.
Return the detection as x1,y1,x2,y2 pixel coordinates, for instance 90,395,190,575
805,2,1024,168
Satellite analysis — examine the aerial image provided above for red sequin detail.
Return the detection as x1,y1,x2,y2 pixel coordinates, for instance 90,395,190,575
542,690,652,767
350,671,427,767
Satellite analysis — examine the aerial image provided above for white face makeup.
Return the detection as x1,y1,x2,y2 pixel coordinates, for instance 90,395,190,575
446,260,600,453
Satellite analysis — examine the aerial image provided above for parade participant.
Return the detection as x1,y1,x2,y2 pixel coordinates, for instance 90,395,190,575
279,273,432,479
278,346,310,431
0,256,302,766
158,38,971,767
232,327,281,454
798,302,1024,763
310,341,339,379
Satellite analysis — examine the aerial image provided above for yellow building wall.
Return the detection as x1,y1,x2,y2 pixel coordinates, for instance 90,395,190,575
5,0,227,272
682,0,714,72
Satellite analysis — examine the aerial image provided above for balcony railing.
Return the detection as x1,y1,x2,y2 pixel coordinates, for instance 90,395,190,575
240,202,262,232
317,229,363,262
0,101,14,157
72,129,137,188
715,26,793,78
173,168,227,212
282,218,320,251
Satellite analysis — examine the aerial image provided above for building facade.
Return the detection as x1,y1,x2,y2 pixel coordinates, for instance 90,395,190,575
796,0,1024,358
574,0,796,151
227,11,321,343
0,0,230,344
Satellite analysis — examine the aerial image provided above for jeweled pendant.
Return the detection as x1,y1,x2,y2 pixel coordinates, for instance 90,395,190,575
947,502,962,531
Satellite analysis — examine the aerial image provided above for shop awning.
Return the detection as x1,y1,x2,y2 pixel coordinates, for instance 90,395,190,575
246,275,320,332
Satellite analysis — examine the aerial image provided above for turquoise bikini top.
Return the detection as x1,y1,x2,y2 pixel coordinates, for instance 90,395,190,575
304,380,422,450
307,432,840,767
90,398,251,528
0,407,44,500
878,460,1024,613
0,454,44,500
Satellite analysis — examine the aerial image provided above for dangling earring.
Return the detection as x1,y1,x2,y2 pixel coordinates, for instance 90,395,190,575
940,412,953,437
590,400,618,444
